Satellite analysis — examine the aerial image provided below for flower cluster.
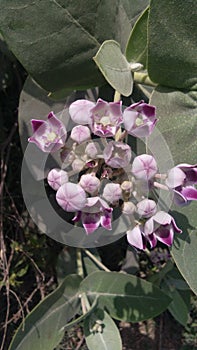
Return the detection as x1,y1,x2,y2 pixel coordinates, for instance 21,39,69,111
28,98,197,250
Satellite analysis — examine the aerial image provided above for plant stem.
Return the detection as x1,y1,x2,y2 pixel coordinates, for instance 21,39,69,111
76,248,84,277
83,249,111,272
114,90,121,102
80,292,91,314
134,72,157,87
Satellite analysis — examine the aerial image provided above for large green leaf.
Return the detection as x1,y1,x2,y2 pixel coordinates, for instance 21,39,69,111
171,203,197,296
9,275,82,350
93,40,133,96
84,308,122,350
80,271,171,322
126,6,149,68
0,0,148,92
148,0,197,89
149,87,197,165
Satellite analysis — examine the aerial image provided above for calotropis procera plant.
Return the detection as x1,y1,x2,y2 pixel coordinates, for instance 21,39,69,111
2,1,196,349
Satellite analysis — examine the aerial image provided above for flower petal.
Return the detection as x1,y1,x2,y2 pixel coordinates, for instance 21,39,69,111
31,119,45,132
81,212,101,234
173,189,189,206
156,226,174,247
147,233,157,248
126,226,144,250
181,186,197,201
166,167,186,188
100,208,112,230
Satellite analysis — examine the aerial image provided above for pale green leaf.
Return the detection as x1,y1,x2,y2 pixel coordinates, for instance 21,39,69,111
93,40,133,96
80,271,171,322
84,309,122,350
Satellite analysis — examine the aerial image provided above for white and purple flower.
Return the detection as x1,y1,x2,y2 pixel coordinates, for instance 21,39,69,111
74,197,113,234
28,112,67,152
123,100,157,138
103,141,132,168
126,211,182,250
165,163,197,205
90,98,123,138
144,211,182,248
69,98,123,138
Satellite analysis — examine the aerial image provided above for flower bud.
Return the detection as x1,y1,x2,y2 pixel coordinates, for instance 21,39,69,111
103,183,122,203
121,181,133,192
79,174,100,194
47,168,68,191
56,182,87,212
122,201,136,215
69,99,95,124
137,199,157,218
71,125,91,144
132,154,157,180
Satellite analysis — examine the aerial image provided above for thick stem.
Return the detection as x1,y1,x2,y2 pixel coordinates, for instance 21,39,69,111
134,72,157,87
80,292,91,314
114,90,121,102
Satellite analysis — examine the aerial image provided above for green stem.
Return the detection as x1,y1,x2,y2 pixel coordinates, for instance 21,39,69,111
134,72,157,87
76,248,83,277
80,292,91,314
114,90,121,102
83,248,111,272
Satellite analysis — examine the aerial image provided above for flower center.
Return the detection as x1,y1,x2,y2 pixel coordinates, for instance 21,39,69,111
135,117,144,127
100,115,111,126
47,131,57,142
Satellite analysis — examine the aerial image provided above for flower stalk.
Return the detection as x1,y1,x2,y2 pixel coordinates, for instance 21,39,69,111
83,249,111,272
